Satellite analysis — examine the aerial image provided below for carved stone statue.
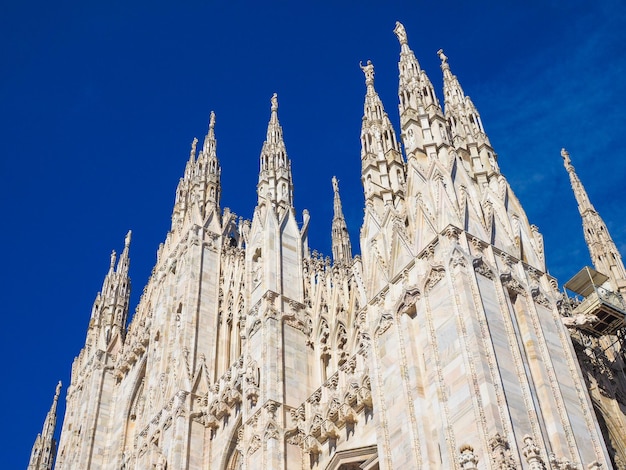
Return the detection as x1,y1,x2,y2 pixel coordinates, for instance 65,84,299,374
393,21,408,45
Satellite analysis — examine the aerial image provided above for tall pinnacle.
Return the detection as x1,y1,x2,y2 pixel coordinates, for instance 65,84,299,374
359,60,404,210
331,176,352,264
203,111,217,153
439,49,488,145
28,382,62,470
116,230,131,278
172,112,222,229
88,232,132,348
198,111,221,209
562,148,594,215
562,148,626,292
394,21,440,115
257,93,294,215
394,21,446,162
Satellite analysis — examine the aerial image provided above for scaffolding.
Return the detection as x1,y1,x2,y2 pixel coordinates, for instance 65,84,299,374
564,266,626,337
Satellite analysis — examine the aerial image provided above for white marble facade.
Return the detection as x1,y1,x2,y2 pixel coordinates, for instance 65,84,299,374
30,22,626,470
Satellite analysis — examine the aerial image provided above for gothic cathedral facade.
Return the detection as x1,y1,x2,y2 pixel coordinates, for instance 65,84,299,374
29,23,626,469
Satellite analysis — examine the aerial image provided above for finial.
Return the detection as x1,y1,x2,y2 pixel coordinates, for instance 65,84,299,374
125,230,132,248
209,111,216,130
360,60,375,87
332,176,339,193
437,49,448,66
394,21,408,45
271,93,278,112
110,250,117,269
190,137,198,160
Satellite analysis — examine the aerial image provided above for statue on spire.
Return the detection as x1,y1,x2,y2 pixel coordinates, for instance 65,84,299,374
332,176,340,194
271,93,278,112
561,148,573,171
209,110,216,130
437,49,448,66
190,137,198,161
394,21,408,45
124,230,132,248
360,60,375,86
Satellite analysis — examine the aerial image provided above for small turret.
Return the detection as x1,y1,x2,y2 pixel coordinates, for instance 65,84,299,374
257,93,294,217
331,176,352,264
562,148,626,293
360,60,405,212
28,382,62,470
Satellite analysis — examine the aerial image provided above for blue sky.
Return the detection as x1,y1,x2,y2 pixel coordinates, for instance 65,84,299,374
2,2,626,466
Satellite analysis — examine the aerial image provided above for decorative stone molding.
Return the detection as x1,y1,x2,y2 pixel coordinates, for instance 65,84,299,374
531,286,551,308
247,319,261,338
375,312,394,336
488,433,517,469
396,286,420,318
549,453,576,470
500,272,525,295
473,256,494,279
522,435,545,469
450,247,467,268
445,225,462,240
264,422,279,441
459,444,479,469
247,435,261,455
424,266,446,292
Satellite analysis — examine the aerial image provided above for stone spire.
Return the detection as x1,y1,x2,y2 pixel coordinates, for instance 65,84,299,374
394,21,447,163
28,382,62,470
439,49,489,147
171,112,222,229
116,230,131,279
439,49,498,184
88,232,132,348
359,60,405,211
394,21,441,119
257,93,294,216
331,176,352,264
197,111,222,211
562,148,626,292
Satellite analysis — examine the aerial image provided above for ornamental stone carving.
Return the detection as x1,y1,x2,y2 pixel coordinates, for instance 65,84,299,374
459,444,479,470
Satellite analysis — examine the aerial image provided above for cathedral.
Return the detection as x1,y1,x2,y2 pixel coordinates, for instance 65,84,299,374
29,22,626,469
